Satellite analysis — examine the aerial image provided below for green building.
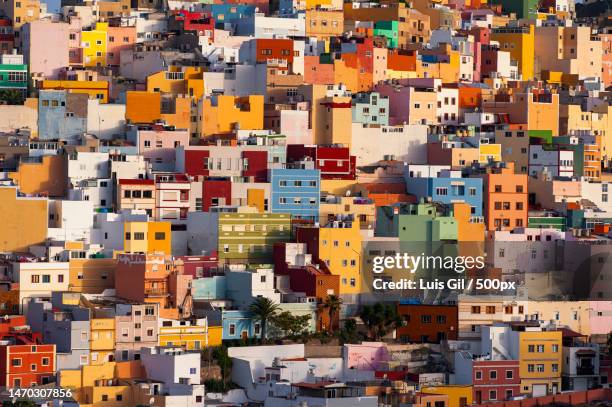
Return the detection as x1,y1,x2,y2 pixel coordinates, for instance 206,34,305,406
528,216,566,231
373,21,399,49
218,212,292,262
0,55,28,98
491,0,539,19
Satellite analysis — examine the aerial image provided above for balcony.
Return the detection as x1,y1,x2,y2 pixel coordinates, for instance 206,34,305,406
577,365,595,376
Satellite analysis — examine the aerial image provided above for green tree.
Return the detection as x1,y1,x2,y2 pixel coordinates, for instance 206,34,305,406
248,297,280,342
0,89,25,105
359,303,402,340
212,345,233,390
339,318,360,344
271,311,311,339
322,295,343,333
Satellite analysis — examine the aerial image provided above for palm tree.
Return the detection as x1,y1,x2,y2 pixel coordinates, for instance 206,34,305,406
323,295,343,333
249,297,279,342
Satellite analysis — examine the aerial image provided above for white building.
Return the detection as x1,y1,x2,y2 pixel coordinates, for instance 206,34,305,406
351,123,428,166
529,145,575,178
86,99,126,140
141,346,201,385
47,199,96,243
67,152,110,185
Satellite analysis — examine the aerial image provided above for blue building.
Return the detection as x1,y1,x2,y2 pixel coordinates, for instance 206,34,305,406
405,166,483,216
270,166,320,221
38,90,87,141
352,92,390,126
207,4,256,29
222,310,259,340
192,276,227,300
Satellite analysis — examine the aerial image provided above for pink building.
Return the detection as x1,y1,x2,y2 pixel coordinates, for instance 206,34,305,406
589,301,612,336
22,20,69,79
107,26,136,67
128,125,190,171
343,342,391,371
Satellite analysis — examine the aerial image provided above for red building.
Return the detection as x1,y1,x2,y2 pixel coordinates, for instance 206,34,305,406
396,304,458,343
0,19,14,54
175,253,219,277
273,243,340,331
472,359,520,403
179,146,268,182
202,178,232,211
171,10,215,40
255,38,294,65
287,145,356,180
0,316,56,387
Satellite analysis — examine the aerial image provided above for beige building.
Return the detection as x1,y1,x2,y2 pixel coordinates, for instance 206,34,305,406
0,0,40,47
534,25,603,80
458,295,528,340
117,179,156,215
319,196,376,229
305,9,343,39
495,125,530,174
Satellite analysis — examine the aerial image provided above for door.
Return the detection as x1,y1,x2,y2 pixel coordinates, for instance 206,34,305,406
532,384,547,397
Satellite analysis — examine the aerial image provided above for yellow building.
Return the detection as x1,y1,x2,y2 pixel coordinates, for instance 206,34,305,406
41,80,110,103
491,25,535,80
158,317,222,349
81,22,109,67
420,385,473,407
122,221,172,254
298,218,362,295
518,330,562,395
200,95,264,137
146,66,205,101
90,318,116,365
479,143,502,164
60,361,140,407
0,186,48,253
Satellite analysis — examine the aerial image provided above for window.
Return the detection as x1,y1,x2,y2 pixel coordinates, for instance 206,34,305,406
536,364,545,373
471,306,481,314
102,395,108,402
528,345,535,352
421,315,432,323
145,306,155,316
527,364,535,372
134,232,145,240
486,306,495,314
436,187,448,196
436,315,446,324
475,371,482,380
12,358,21,367
116,395,123,401
31,275,40,283
490,370,497,379
190,368,197,374
229,323,236,336
552,364,558,372
552,344,559,352
154,232,165,240
489,390,497,401
506,370,513,379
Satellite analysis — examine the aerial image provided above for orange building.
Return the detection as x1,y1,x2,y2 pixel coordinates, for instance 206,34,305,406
8,154,67,197
480,162,528,232
115,253,192,319
125,91,190,129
